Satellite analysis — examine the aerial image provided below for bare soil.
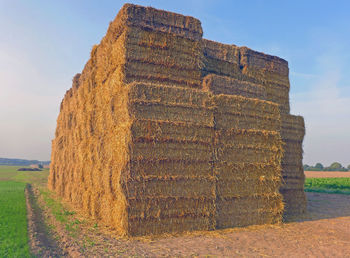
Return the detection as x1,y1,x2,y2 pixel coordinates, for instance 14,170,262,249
25,184,63,257
305,171,350,178
26,187,350,257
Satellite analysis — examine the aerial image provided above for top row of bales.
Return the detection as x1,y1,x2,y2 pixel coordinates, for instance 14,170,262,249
49,3,306,236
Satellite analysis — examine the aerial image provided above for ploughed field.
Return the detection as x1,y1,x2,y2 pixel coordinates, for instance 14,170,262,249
1,165,350,256
305,171,350,178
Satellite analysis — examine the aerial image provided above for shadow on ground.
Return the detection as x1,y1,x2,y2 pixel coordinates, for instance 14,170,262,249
285,192,350,223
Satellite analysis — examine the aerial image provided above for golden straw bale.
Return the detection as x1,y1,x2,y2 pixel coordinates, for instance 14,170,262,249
239,47,290,85
279,114,306,215
130,159,213,178
212,95,281,131
210,94,284,229
201,39,291,113
120,4,203,40
280,164,304,178
202,74,267,99
202,39,239,65
216,179,281,198
128,83,210,106
216,162,281,180
280,176,306,191
129,216,214,236
216,193,283,228
131,119,213,143
280,189,307,215
216,208,282,228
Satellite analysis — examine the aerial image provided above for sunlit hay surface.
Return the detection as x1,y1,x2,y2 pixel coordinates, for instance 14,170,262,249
201,39,306,217
49,3,305,236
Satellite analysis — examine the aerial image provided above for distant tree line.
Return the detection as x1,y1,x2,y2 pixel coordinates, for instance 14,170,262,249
304,162,350,172
0,157,50,166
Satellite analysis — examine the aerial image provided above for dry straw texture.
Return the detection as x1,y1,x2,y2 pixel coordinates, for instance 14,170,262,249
201,39,306,218
201,40,290,114
211,95,284,228
49,3,305,236
280,114,306,215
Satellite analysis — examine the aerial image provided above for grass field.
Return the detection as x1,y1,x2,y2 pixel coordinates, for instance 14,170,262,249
304,177,350,195
0,181,31,257
0,165,50,187
0,165,49,257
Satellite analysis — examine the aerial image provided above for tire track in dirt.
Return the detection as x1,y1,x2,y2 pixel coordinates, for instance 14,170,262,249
26,184,63,257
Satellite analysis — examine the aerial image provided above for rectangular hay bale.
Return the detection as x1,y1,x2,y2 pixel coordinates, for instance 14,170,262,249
130,159,213,178
202,74,267,99
216,179,281,198
125,177,215,199
129,215,214,236
128,197,215,220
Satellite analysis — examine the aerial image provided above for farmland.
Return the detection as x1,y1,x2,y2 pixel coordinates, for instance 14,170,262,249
1,164,350,256
1,0,350,257
305,177,350,195
305,171,350,178
0,166,50,257
0,165,49,187
0,181,30,257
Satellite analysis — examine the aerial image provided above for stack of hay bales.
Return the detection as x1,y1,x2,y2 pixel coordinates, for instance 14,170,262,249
49,3,305,236
201,39,306,217
49,4,215,236
201,40,290,114
212,94,284,228
122,4,203,88
126,84,216,235
238,47,291,114
201,39,240,79
202,74,267,99
279,114,306,215
237,48,306,216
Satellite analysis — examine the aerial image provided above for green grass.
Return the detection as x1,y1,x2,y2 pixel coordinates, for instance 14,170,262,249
0,165,49,187
0,181,31,257
40,189,81,237
0,165,83,241
304,177,350,195
0,165,50,257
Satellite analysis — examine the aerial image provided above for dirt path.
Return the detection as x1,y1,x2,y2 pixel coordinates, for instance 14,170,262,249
25,184,63,257
305,171,350,178
29,189,350,257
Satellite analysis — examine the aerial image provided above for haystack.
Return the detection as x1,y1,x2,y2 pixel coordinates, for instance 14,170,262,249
201,40,306,216
49,3,305,236
212,95,284,228
279,114,306,215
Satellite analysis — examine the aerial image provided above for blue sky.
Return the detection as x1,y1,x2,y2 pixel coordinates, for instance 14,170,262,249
0,0,349,166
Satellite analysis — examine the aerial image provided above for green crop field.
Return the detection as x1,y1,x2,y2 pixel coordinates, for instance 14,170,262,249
304,177,350,195
0,181,31,257
0,165,50,257
0,165,50,187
